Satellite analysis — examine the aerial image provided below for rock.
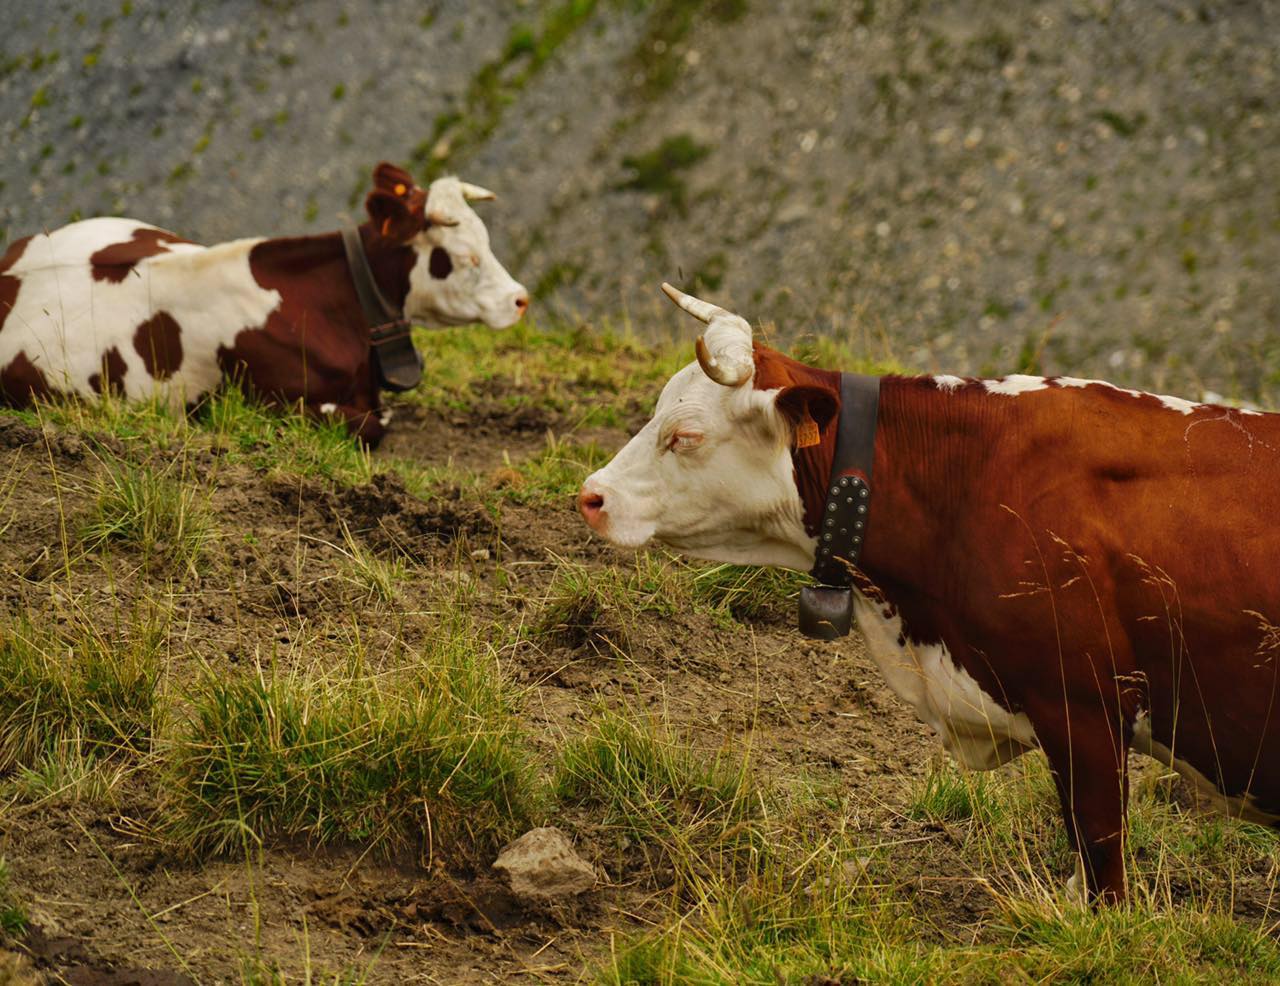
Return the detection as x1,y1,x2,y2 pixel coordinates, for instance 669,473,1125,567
492,827,596,901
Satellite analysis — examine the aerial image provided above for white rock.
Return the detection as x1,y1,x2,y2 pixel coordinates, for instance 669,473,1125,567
493,827,596,901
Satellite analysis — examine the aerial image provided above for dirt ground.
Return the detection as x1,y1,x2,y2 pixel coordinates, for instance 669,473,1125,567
0,392,1270,984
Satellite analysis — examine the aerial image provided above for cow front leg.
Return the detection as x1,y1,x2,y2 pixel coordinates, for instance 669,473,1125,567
309,400,389,448
1032,706,1131,903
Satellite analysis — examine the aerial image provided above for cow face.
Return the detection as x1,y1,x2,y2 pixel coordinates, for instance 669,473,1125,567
365,165,528,329
578,285,817,571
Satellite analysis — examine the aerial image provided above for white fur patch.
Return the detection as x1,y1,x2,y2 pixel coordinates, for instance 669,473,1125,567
1132,714,1280,825
2,218,279,409
933,374,966,392
955,373,1221,417
1154,394,1201,415
982,374,1049,396
852,595,1038,770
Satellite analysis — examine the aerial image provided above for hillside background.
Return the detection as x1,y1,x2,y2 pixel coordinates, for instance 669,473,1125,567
3,0,1278,399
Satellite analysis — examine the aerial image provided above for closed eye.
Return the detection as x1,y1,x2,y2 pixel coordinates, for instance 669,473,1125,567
667,431,704,453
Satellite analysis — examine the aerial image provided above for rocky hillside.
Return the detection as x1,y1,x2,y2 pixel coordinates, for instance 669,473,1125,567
4,0,1279,397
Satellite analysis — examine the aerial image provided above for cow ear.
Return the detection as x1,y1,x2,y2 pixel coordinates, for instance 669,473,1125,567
774,385,839,447
365,189,421,243
372,161,416,195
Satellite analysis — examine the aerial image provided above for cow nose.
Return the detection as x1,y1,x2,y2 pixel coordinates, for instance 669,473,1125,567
514,294,530,318
578,487,605,529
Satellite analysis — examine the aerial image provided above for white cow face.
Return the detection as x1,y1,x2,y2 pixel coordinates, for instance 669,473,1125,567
365,166,528,329
407,177,529,329
578,285,816,571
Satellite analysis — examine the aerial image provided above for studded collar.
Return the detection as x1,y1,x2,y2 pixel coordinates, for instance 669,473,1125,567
798,372,880,639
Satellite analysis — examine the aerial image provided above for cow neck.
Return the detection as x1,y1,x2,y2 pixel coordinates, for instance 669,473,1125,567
752,345,884,641
750,344,843,537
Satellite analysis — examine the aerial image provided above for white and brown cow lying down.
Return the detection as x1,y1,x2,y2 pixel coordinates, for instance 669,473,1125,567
578,283,1280,902
0,162,528,445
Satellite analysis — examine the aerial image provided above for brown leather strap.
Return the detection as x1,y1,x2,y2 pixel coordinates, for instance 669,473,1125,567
341,227,423,392
341,227,399,327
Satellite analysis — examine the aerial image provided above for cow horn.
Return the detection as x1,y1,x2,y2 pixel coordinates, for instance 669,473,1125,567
458,182,496,202
426,210,460,228
663,283,754,387
661,282,729,324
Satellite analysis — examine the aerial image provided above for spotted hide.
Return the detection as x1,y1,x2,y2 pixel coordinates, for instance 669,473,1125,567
0,162,528,444
579,284,1280,902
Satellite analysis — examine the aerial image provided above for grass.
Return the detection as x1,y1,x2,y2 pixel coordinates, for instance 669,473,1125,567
0,613,161,772
407,319,688,426
161,615,539,860
0,317,1273,978
333,520,408,605
7,750,125,806
601,754,1280,985
908,758,1000,826
535,552,797,655
555,709,761,845
81,458,214,573
0,859,26,939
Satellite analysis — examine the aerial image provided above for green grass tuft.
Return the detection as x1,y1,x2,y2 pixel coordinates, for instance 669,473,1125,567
908,759,1001,826
0,615,161,772
555,710,760,843
162,620,539,859
81,458,214,573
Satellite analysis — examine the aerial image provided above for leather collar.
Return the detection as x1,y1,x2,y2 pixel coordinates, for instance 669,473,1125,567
798,372,880,639
341,227,423,393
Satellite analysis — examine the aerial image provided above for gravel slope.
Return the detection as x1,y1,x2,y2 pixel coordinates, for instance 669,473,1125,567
3,0,1279,396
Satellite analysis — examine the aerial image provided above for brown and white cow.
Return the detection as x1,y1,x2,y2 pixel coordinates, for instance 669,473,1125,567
578,283,1280,902
0,162,528,444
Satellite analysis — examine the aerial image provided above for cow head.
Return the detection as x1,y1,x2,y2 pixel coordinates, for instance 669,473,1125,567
364,163,529,329
578,284,833,571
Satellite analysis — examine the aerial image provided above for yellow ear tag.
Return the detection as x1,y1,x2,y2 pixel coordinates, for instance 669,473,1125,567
394,183,407,196
794,404,820,448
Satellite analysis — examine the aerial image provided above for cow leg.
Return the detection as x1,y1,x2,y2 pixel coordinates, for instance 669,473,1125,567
1032,705,1131,903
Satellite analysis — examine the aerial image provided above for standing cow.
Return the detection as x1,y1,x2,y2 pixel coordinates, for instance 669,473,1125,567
0,162,528,444
578,282,1280,902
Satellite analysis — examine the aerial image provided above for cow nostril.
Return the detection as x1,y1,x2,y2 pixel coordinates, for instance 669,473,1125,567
515,295,530,312
578,490,604,523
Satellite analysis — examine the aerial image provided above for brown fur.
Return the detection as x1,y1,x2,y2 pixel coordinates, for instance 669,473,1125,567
216,226,413,445
0,235,32,333
751,344,842,537
0,352,51,406
133,312,184,379
767,355,1280,901
88,347,128,395
90,227,194,283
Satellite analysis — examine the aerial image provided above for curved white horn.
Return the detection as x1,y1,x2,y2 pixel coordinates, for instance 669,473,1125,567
661,282,729,324
458,181,496,202
663,283,754,387
426,210,460,228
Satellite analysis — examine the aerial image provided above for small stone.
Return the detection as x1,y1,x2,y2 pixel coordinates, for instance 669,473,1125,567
493,827,596,901
470,547,491,561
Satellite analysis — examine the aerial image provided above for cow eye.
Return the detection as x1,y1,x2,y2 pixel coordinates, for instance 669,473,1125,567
667,431,704,453
429,247,453,279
